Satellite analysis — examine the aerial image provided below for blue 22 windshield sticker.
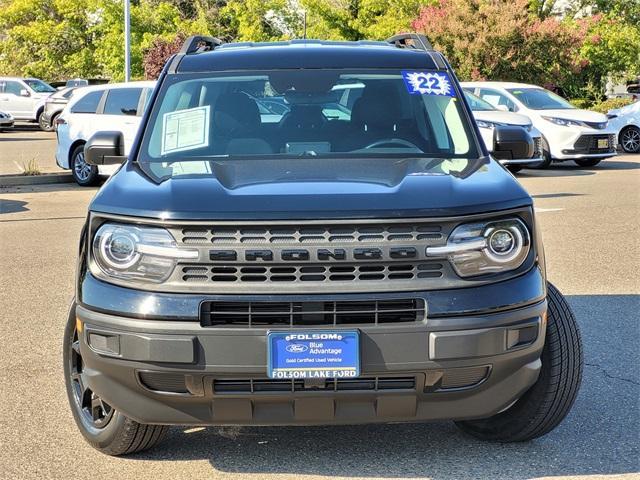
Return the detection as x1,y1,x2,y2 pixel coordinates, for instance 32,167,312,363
402,71,456,97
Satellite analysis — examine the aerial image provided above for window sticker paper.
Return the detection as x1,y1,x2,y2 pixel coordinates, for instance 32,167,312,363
402,71,455,97
161,105,210,155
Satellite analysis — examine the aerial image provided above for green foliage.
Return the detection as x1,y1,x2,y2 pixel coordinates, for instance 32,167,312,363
0,0,103,79
301,0,434,40
589,96,635,113
0,0,637,98
579,15,640,83
569,98,593,109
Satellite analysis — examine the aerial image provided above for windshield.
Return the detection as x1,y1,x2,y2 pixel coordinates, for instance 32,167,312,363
139,69,478,178
507,88,574,110
24,79,55,93
464,91,495,111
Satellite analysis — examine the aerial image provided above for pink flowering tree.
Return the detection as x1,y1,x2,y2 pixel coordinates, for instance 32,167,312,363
412,0,587,87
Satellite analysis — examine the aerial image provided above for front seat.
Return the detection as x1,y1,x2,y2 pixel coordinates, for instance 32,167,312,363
212,93,272,154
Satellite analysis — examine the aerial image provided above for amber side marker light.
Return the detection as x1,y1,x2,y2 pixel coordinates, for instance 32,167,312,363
76,317,83,333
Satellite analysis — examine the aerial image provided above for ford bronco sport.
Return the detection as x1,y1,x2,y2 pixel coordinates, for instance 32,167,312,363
64,34,583,455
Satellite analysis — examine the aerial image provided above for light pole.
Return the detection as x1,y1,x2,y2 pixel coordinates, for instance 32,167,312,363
124,0,131,82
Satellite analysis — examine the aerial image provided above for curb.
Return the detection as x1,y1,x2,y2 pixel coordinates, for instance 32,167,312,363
0,172,75,187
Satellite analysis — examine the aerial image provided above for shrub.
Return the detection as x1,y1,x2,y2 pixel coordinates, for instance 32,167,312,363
569,98,593,109
589,97,636,114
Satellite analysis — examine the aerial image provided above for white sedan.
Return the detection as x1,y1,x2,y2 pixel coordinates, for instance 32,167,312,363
607,101,640,153
462,81,618,168
464,91,542,172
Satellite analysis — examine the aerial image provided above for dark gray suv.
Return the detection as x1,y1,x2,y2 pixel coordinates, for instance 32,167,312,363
64,34,583,455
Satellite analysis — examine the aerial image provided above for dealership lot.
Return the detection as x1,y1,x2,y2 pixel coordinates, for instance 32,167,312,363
0,135,638,479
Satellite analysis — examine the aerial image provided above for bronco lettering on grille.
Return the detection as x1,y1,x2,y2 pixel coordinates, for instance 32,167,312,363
209,247,415,262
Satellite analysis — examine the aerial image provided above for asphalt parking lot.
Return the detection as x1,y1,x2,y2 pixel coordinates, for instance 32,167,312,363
0,135,638,479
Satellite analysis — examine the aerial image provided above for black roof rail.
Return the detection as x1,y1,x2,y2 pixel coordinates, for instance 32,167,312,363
179,35,224,55
386,33,433,51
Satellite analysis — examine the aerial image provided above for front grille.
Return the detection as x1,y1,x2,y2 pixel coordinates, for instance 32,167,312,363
182,262,443,284
201,298,425,327
572,134,616,153
213,376,416,394
179,224,443,245
152,213,532,294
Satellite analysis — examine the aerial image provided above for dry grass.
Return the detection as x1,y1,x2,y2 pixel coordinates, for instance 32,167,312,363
21,157,41,176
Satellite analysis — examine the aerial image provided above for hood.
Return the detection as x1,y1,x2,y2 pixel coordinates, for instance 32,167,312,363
90,157,532,221
472,110,531,127
608,101,640,117
538,108,608,123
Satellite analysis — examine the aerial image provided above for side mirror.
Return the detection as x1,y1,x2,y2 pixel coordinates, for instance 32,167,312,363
19,88,30,97
495,104,509,112
85,131,127,165
492,126,534,161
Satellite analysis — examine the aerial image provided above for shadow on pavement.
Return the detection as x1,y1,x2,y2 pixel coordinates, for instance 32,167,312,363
0,136,53,142
127,294,639,479
0,199,29,214
0,182,100,194
518,159,639,178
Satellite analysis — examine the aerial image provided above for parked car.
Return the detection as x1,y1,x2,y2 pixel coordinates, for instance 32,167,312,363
63,34,583,456
0,110,14,131
65,78,89,88
0,77,56,129
464,91,542,173
462,81,618,168
607,100,640,153
40,87,80,132
55,81,156,185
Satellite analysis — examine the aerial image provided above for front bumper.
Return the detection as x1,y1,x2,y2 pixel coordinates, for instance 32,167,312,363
74,269,547,426
543,126,618,160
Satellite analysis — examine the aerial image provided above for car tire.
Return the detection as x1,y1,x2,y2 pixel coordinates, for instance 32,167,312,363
536,137,553,169
455,282,583,442
574,158,602,168
507,165,524,174
70,144,100,186
50,112,61,132
37,111,54,132
619,126,640,153
63,303,169,456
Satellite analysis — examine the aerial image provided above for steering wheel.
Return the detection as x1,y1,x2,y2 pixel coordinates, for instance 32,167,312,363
364,138,420,150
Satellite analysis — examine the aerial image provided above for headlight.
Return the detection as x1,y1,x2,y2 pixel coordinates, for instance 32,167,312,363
541,116,587,127
91,223,198,283
426,218,530,277
476,120,504,129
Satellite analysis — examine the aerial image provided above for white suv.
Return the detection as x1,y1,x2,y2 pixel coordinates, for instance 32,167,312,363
0,77,56,129
55,81,156,185
462,81,618,168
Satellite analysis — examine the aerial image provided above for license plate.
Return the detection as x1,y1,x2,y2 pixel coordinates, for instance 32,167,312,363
267,330,360,379
597,138,609,149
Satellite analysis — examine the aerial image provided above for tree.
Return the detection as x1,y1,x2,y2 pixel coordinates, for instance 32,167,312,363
300,0,435,40
412,0,587,87
142,33,185,79
0,0,103,79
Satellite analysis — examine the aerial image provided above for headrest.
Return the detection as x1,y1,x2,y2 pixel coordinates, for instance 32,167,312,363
213,92,260,136
351,83,403,130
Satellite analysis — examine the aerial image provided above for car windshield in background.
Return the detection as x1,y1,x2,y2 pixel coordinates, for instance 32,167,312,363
507,88,575,110
464,91,496,111
139,69,478,178
24,79,56,93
